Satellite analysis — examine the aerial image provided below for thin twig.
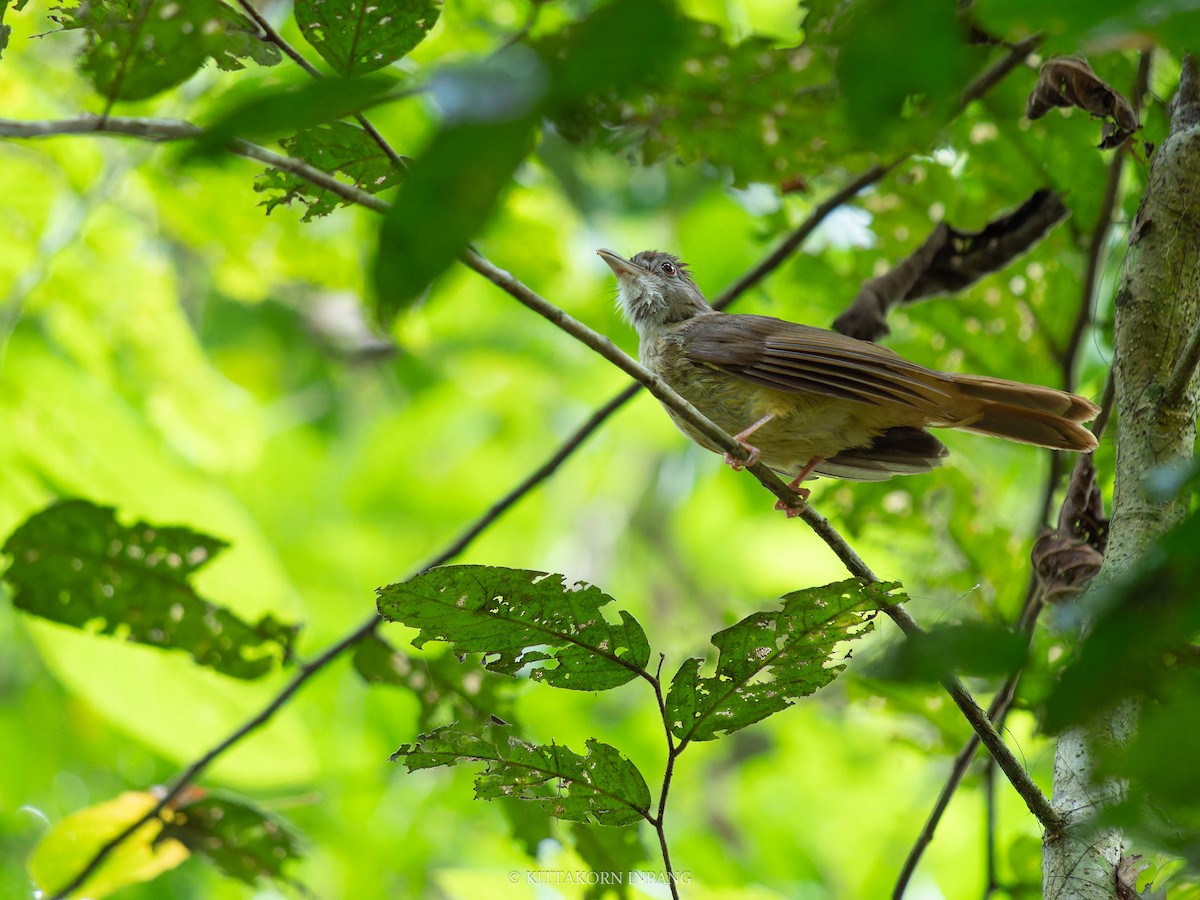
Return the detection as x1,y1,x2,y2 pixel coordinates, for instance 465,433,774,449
11,75,1065,888
231,0,410,168
648,664,682,900
1034,151,1123,526
984,757,999,897
892,664,1023,898
712,163,895,310
958,34,1043,110
49,615,379,900
46,388,637,899
0,116,391,213
1092,367,1118,441
1062,144,1126,394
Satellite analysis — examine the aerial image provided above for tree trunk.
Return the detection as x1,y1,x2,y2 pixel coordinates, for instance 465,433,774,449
1042,56,1200,900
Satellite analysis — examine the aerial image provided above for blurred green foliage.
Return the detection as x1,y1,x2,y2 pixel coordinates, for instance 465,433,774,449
0,0,1191,897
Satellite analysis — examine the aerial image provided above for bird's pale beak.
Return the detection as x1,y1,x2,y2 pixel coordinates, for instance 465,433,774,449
596,248,644,279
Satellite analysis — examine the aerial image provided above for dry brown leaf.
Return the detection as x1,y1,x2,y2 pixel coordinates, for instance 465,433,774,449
1026,55,1139,149
1032,454,1109,604
833,190,1068,341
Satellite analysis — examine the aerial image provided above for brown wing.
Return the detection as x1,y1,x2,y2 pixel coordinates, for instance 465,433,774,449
682,313,957,412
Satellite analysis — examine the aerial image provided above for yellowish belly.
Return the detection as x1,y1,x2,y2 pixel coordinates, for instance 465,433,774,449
643,343,900,478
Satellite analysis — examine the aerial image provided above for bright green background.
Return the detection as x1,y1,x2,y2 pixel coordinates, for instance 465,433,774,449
0,0,1184,897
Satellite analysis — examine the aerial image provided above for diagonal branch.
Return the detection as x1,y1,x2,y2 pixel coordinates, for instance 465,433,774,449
0,116,391,213
32,160,870,892
44,390,629,898
465,244,1061,831
896,52,1151,895
959,34,1043,110
10,95,1064,893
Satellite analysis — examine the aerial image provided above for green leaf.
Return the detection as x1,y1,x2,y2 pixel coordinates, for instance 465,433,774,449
371,0,682,321
372,112,536,322
974,0,1200,55
29,791,189,899
376,565,650,691
543,13,861,186
53,0,280,103
500,796,555,858
352,632,515,729
193,74,398,157
666,578,902,743
294,0,442,77
539,0,682,107
0,0,29,59
835,0,983,142
160,791,303,885
2,499,298,679
572,822,650,899
255,121,405,221
867,621,1028,682
1043,505,1200,732
1092,674,1200,868
393,727,651,826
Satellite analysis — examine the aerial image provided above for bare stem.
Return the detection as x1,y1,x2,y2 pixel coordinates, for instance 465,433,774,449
49,615,379,900
8,43,1065,884
959,34,1043,110
0,116,391,212
892,668,1023,898
648,668,682,900
231,0,410,167
45,386,643,899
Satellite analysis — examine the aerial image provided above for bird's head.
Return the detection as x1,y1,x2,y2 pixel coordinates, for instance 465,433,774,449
597,249,710,338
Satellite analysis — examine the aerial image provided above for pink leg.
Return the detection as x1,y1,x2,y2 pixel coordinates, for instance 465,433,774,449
723,414,774,471
774,455,822,518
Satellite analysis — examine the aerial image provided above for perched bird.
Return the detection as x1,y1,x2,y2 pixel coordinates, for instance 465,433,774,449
597,248,1098,514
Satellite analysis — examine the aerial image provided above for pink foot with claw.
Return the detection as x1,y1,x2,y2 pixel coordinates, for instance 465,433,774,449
723,414,774,471
774,487,811,518
724,446,760,470
774,456,822,517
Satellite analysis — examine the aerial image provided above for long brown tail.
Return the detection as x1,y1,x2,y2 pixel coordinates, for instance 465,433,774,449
948,374,1100,451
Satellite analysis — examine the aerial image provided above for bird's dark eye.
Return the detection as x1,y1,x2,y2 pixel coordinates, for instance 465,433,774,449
661,262,676,276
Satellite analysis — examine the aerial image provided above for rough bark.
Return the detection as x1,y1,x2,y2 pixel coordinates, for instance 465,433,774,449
1042,57,1200,900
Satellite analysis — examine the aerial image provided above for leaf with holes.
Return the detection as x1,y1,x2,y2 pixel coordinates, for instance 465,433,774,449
255,121,405,220
376,565,650,692
160,791,303,885
352,633,515,729
666,579,902,743
1,499,298,679
52,0,280,103
393,727,651,826
543,13,840,187
295,0,441,77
